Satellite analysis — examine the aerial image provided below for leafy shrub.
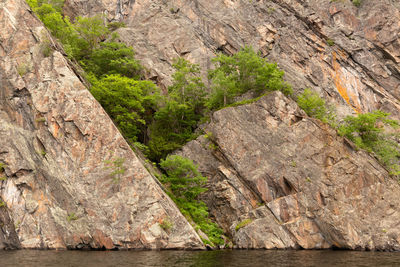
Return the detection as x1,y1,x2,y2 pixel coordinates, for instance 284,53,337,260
160,155,207,200
73,15,109,54
148,100,200,161
338,111,397,150
297,88,336,126
17,63,30,76
40,37,53,57
338,110,400,174
160,155,224,245
107,21,126,31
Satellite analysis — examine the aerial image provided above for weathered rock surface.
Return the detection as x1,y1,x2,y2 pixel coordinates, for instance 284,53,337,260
0,0,204,249
0,204,20,249
64,0,400,118
178,91,400,250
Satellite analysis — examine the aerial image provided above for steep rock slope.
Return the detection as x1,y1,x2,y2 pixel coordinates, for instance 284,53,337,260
178,91,400,250
64,0,400,118
0,0,203,249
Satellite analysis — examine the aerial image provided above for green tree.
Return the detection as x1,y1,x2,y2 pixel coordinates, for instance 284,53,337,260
148,100,199,161
90,74,159,144
160,156,224,245
73,15,109,55
207,46,292,110
160,155,207,200
81,41,142,79
168,58,206,114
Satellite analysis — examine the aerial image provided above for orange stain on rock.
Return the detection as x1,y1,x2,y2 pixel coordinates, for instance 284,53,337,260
332,52,361,113
52,121,59,138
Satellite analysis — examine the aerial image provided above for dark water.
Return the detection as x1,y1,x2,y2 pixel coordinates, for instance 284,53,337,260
1,250,400,267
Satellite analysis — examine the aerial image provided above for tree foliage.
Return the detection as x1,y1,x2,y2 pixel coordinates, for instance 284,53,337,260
147,59,207,161
160,155,207,200
80,41,142,79
90,74,159,144
168,58,206,113
160,156,223,245
148,100,199,161
207,46,292,110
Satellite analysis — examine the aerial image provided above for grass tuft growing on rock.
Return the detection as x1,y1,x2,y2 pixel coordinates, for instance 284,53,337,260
235,219,253,231
159,218,174,232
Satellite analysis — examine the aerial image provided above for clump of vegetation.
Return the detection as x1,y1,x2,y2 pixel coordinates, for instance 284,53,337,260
148,58,206,161
36,117,46,123
107,21,126,31
338,110,400,174
352,0,362,7
297,88,336,126
160,155,224,246
104,156,126,183
207,46,292,110
17,63,30,76
90,74,159,144
0,163,6,181
296,88,400,175
326,39,335,46
0,200,6,208
159,218,174,232
67,212,78,222
40,38,53,57
235,219,253,231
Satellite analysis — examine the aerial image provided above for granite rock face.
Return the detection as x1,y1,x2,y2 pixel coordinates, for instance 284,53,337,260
64,0,400,118
178,91,400,250
0,0,204,250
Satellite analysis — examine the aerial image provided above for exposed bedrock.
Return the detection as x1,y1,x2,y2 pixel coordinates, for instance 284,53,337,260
178,91,400,250
0,0,204,250
64,0,400,118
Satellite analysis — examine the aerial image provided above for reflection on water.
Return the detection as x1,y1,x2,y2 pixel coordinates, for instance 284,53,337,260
1,249,400,267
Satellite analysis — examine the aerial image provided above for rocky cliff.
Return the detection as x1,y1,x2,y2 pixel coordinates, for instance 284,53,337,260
0,0,204,250
64,0,400,118
178,91,400,250
62,0,400,250
1,0,400,251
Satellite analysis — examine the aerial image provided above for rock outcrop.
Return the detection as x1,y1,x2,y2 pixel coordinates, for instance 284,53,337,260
2,0,400,251
178,91,400,250
64,0,400,118
0,0,204,250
